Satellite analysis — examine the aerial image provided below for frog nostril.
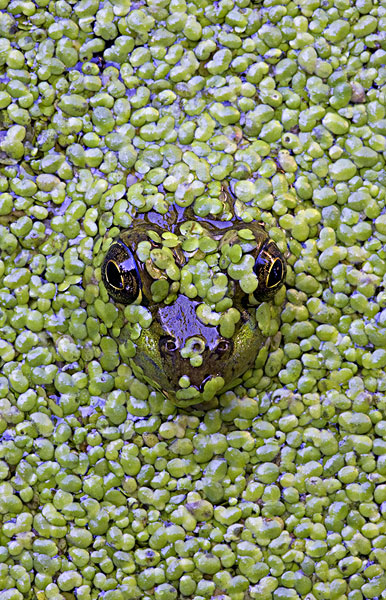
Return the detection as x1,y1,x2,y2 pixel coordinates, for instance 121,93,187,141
160,337,179,353
217,340,231,354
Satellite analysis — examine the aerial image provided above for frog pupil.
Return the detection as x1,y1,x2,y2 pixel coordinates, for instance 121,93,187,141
267,258,283,288
106,260,124,289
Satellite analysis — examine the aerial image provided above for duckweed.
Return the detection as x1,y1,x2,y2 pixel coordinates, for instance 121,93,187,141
1,0,386,598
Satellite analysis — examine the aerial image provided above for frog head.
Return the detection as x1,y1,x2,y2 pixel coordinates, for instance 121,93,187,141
101,210,286,407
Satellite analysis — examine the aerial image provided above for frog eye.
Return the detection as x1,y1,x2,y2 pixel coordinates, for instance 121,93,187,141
253,240,286,300
266,257,285,288
102,241,142,305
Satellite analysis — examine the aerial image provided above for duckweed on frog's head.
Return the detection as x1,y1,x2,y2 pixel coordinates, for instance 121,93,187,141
102,203,286,406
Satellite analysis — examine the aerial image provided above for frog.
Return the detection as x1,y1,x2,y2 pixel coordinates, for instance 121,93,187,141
101,189,286,407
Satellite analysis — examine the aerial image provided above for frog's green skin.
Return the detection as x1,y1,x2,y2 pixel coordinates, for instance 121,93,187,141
102,200,286,407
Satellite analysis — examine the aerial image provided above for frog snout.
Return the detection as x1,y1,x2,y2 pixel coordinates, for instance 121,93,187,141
159,333,234,389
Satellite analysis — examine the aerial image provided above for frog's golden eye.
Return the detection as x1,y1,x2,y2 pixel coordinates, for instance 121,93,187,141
266,257,285,289
105,259,130,292
102,241,142,305
253,240,286,301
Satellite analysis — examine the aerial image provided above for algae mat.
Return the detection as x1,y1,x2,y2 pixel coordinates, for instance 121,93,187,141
1,0,386,599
